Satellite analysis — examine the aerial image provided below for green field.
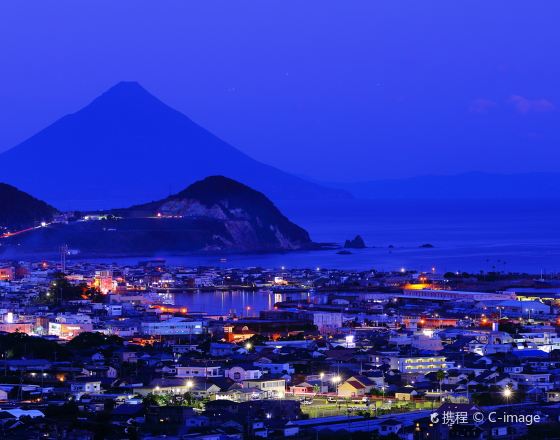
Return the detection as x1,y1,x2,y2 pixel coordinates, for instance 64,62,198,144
292,397,435,419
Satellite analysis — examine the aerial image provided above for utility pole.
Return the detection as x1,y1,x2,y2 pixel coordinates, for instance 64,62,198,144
60,244,68,274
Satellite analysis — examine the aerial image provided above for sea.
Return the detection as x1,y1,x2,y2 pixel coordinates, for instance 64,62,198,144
87,198,560,275
79,198,560,315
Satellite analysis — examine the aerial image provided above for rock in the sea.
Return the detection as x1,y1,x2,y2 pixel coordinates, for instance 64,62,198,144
344,235,366,249
419,243,435,248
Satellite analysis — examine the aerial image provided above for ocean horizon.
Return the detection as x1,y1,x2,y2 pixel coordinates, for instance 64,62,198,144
76,198,560,274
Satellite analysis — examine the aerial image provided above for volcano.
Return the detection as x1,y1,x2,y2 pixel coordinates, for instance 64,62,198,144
0,82,348,210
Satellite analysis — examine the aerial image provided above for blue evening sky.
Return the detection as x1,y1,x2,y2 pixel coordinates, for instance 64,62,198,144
0,1,558,181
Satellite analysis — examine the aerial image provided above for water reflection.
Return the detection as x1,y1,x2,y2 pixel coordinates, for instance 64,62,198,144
166,290,309,316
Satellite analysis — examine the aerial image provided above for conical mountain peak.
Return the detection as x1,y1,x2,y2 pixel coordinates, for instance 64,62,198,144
0,83,349,210
84,81,167,112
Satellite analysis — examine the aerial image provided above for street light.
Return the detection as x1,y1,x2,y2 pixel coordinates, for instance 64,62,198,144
503,387,513,405
331,376,341,396
186,380,193,389
245,342,252,351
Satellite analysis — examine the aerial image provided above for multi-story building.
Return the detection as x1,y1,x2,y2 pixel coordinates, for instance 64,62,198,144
371,353,451,374
312,312,343,334
141,317,206,336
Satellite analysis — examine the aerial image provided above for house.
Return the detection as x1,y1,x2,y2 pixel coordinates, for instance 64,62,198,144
224,324,256,342
446,392,470,404
215,387,266,402
189,382,222,399
288,381,316,395
112,349,139,364
395,386,418,401
144,406,198,433
253,360,294,375
445,370,470,385
338,380,366,398
133,378,193,396
242,377,285,399
348,375,376,392
83,365,118,378
378,419,402,436
110,404,145,424
338,375,376,398
266,420,300,437
363,370,386,388
91,352,105,362
175,364,222,378
209,342,238,357
70,379,102,398
509,372,553,391
224,364,263,382
171,344,199,356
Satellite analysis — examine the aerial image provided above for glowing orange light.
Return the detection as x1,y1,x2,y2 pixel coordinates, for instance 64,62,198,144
404,283,432,290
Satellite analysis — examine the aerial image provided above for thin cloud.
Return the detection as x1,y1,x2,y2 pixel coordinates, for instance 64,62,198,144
508,95,555,114
469,98,498,114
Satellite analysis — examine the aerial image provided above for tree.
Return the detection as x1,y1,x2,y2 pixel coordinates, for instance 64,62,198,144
0,332,70,362
41,272,103,304
142,393,160,407
245,334,269,346
436,369,446,399
142,391,196,407
67,332,124,350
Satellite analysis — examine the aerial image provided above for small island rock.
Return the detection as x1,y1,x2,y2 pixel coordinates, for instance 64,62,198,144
344,235,366,249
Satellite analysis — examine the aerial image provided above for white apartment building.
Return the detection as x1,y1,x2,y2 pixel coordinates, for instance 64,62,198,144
141,317,206,336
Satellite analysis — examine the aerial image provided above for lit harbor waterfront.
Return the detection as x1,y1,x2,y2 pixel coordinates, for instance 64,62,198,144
161,289,311,316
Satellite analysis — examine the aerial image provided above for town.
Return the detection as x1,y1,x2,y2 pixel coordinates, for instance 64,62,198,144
0,259,558,439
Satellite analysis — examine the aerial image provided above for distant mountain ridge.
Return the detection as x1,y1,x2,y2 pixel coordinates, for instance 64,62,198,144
2,176,313,255
328,172,560,199
0,183,57,230
0,81,349,210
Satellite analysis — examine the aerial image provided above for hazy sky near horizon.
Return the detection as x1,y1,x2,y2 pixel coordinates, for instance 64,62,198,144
1,1,559,181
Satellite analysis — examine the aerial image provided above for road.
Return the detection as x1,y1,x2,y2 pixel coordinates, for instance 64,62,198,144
0,222,50,239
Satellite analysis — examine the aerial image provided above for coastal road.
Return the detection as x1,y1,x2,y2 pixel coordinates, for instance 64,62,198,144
0,222,50,239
